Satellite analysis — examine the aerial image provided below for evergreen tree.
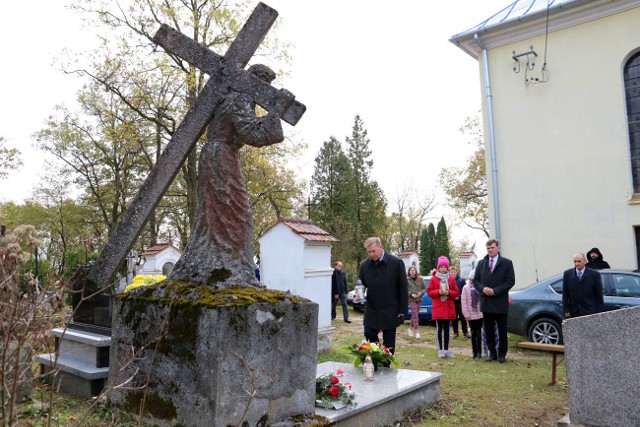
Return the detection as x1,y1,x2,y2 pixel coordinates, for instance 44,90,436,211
435,217,451,262
345,115,387,267
426,222,437,272
419,228,430,276
309,137,358,267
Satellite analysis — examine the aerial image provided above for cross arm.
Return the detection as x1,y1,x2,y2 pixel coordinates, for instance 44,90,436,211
153,23,305,125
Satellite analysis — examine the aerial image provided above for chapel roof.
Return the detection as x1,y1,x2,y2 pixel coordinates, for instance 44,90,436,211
276,217,339,242
398,250,418,257
140,242,180,256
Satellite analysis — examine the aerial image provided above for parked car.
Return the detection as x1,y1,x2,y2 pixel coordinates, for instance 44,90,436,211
346,289,365,311
507,269,640,344
347,289,433,321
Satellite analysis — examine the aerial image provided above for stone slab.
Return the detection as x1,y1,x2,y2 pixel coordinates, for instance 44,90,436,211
563,305,640,427
39,362,105,398
35,353,109,380
315,361,442,426
51,328,111,346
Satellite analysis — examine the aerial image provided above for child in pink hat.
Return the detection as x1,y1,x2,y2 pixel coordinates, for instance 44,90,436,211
427,256,460,358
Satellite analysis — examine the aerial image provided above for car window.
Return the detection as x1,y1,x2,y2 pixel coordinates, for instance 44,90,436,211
611,274,640,298
549,280,563,294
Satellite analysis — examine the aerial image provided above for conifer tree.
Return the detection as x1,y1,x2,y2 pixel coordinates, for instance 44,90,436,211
419,228,430,276
345,115,387,267
435,217,450,262
426,222,437,272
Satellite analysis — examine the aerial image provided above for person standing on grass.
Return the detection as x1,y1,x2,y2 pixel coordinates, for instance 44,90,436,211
450,265,469,339
407,265,426,338
461,275,484,358
427,256,460,358
473,239,516,363
331,261,351,323
357,237,408,357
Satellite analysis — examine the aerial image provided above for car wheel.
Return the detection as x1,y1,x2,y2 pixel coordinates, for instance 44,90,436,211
528,317,563,345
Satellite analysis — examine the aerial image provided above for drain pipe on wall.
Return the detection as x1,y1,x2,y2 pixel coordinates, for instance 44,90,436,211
474,33,501,243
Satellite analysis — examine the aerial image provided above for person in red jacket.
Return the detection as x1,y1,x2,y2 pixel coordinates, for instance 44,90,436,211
427,256,460,358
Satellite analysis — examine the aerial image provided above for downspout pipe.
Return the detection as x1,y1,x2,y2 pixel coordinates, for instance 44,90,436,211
474,33,501,243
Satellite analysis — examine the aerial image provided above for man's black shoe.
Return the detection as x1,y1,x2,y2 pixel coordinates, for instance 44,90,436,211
498,357,506,363
485,355,497,362
344,320,352,323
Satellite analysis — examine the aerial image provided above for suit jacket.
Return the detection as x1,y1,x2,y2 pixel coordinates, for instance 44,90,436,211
562,267,603,317
473,253,516,314
331,269,347,296
359,252,408,330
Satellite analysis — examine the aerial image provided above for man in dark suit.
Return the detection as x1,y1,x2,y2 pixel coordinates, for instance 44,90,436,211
331,261,351,323
357,237,408,355
563,252,603,318
473,239,516,363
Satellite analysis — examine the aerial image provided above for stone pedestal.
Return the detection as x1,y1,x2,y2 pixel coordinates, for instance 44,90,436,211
108,282,318,427
36,328,110,398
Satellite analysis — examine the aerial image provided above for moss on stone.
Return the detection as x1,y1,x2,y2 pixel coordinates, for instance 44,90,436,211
118,281,305,309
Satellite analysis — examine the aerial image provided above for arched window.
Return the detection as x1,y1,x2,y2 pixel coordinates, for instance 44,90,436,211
162,262,175,276
624,51,640,193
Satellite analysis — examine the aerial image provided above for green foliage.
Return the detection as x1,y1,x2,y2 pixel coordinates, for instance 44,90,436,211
435,217,450,261
0,136,22,180
310,116,388,274
345,115,387,267
419,228,430,276
425,222,437,272
438,115,489,237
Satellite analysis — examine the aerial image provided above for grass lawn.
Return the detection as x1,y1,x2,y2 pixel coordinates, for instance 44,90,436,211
322,309,569,426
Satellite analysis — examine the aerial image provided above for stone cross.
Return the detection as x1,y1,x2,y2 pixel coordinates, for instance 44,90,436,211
77,3,305,318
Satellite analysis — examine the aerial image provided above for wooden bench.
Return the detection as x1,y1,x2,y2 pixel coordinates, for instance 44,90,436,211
517,342,565,386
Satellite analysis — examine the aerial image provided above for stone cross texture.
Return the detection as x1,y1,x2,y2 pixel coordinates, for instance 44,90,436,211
81,2,305,299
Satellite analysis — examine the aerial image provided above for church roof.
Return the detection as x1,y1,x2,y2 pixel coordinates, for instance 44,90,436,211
449,0,639,59
454,0,577,38
276,217,338,242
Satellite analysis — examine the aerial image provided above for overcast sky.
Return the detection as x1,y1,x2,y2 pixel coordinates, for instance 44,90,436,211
0,0,510,244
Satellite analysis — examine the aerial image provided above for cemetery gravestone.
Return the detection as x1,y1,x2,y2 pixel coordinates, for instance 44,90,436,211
564,306,640,427
107,3,317,426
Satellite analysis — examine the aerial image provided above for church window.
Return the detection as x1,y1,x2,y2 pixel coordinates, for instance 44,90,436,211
624,51,640,193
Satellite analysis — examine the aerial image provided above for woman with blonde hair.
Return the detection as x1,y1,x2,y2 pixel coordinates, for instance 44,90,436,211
406,265,426,338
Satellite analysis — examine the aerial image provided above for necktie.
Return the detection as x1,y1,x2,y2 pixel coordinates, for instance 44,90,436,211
578,270,583,280
489,257,494,273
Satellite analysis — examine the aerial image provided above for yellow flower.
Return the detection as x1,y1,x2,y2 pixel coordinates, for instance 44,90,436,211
124,274,166,293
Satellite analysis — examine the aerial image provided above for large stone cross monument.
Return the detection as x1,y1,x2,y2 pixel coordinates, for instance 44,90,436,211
106,3,319,426
72,2,306,330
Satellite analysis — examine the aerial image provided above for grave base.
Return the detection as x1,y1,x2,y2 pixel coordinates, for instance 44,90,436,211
314,361,442,426
108,284,318,427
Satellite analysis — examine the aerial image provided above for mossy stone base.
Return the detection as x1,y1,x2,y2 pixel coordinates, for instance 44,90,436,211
108,282,318,427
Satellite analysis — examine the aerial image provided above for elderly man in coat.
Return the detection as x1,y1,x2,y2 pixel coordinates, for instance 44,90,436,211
357,237,408,357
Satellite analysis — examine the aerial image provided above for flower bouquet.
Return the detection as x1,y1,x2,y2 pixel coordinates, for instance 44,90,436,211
344,340,400,369
315,369,356,410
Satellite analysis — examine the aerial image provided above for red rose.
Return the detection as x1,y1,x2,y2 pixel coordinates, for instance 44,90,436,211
329,386,340,398
330,376,339,384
